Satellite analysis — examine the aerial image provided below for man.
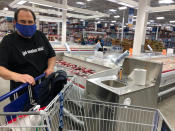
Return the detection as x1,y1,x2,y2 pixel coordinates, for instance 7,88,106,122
0,8,56,100
95,39,103,51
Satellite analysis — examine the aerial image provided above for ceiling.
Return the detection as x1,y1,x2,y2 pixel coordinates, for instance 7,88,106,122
0,0,175,25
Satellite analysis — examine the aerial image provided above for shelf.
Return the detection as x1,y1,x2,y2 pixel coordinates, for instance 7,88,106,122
85,31,106,34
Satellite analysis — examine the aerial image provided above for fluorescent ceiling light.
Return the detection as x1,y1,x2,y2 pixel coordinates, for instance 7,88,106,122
149,20,154,23
109,9,117,12
97,21,101,24
87,0,93,1
118,2,134,8
3,7,8,11
107,0,116,2
17,0,27,5
156,17,164,20
170,20,175,23
39,18,61,22
118,6,127,10
29,2,53,7
76,2,85,5
114,15,120,18
111,20,116,23
110,23,114,26
159,0,174,4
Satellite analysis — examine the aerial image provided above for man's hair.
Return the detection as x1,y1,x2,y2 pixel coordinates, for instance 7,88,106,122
14,8,36,22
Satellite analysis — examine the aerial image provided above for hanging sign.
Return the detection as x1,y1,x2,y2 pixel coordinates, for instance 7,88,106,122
128,8,134,28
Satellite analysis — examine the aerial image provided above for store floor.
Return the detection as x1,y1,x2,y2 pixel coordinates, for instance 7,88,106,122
0,78,10,124
0,78,174,130
0,78,10,113
158,95,175,130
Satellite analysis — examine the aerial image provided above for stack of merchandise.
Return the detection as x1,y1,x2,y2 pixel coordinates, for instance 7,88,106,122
144,40,164,52
112,39,120,45
121,39,133,51
112,39,164,52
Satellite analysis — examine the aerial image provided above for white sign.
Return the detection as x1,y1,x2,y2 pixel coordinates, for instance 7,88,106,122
167,48,174,54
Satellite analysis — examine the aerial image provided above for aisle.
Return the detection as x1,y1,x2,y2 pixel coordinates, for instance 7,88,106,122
158,95,175,130
0,78,10,112
0,78,10,124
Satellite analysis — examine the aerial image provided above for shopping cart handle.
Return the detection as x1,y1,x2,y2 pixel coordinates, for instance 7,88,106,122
0,73,46,102
34,73,46,81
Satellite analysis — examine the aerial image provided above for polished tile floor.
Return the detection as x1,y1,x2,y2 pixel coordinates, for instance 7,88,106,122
0,78,10,112
0,78,174,130
158,95,175,130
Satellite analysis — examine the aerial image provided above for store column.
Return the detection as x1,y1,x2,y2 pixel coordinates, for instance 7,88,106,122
83,20,85,38
57,22,60,37
95,22,97,31
35,13,40,30
121,11,125,42
61,0,67,45
32,4,40,30
133,0,150,55
57,0,61,39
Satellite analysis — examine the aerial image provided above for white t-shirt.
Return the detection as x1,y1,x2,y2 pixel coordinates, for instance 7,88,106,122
95,42,102,51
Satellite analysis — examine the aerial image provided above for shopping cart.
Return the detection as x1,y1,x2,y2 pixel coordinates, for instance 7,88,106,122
0,70,75,131
43,76,173,131
54,83,172,131
0,71,172,131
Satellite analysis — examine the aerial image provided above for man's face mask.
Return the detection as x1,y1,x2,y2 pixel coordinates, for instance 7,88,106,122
15,23,36,37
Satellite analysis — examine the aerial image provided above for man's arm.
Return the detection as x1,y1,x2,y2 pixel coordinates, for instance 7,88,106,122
0,66,35,85
39,31,56,76
44,57,56,77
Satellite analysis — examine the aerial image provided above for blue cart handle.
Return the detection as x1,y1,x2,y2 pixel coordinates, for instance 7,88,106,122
0,73,46,102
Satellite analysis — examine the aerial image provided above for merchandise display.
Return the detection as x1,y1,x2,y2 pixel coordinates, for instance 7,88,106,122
58,60,95,77
112,38,164,52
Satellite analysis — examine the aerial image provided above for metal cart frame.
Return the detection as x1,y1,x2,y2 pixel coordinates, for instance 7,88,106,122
0,72,172,131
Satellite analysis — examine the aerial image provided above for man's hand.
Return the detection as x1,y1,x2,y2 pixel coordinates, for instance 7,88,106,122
44,68,54,77
13,74,35,86
45,57,56,77
0,66,35,85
